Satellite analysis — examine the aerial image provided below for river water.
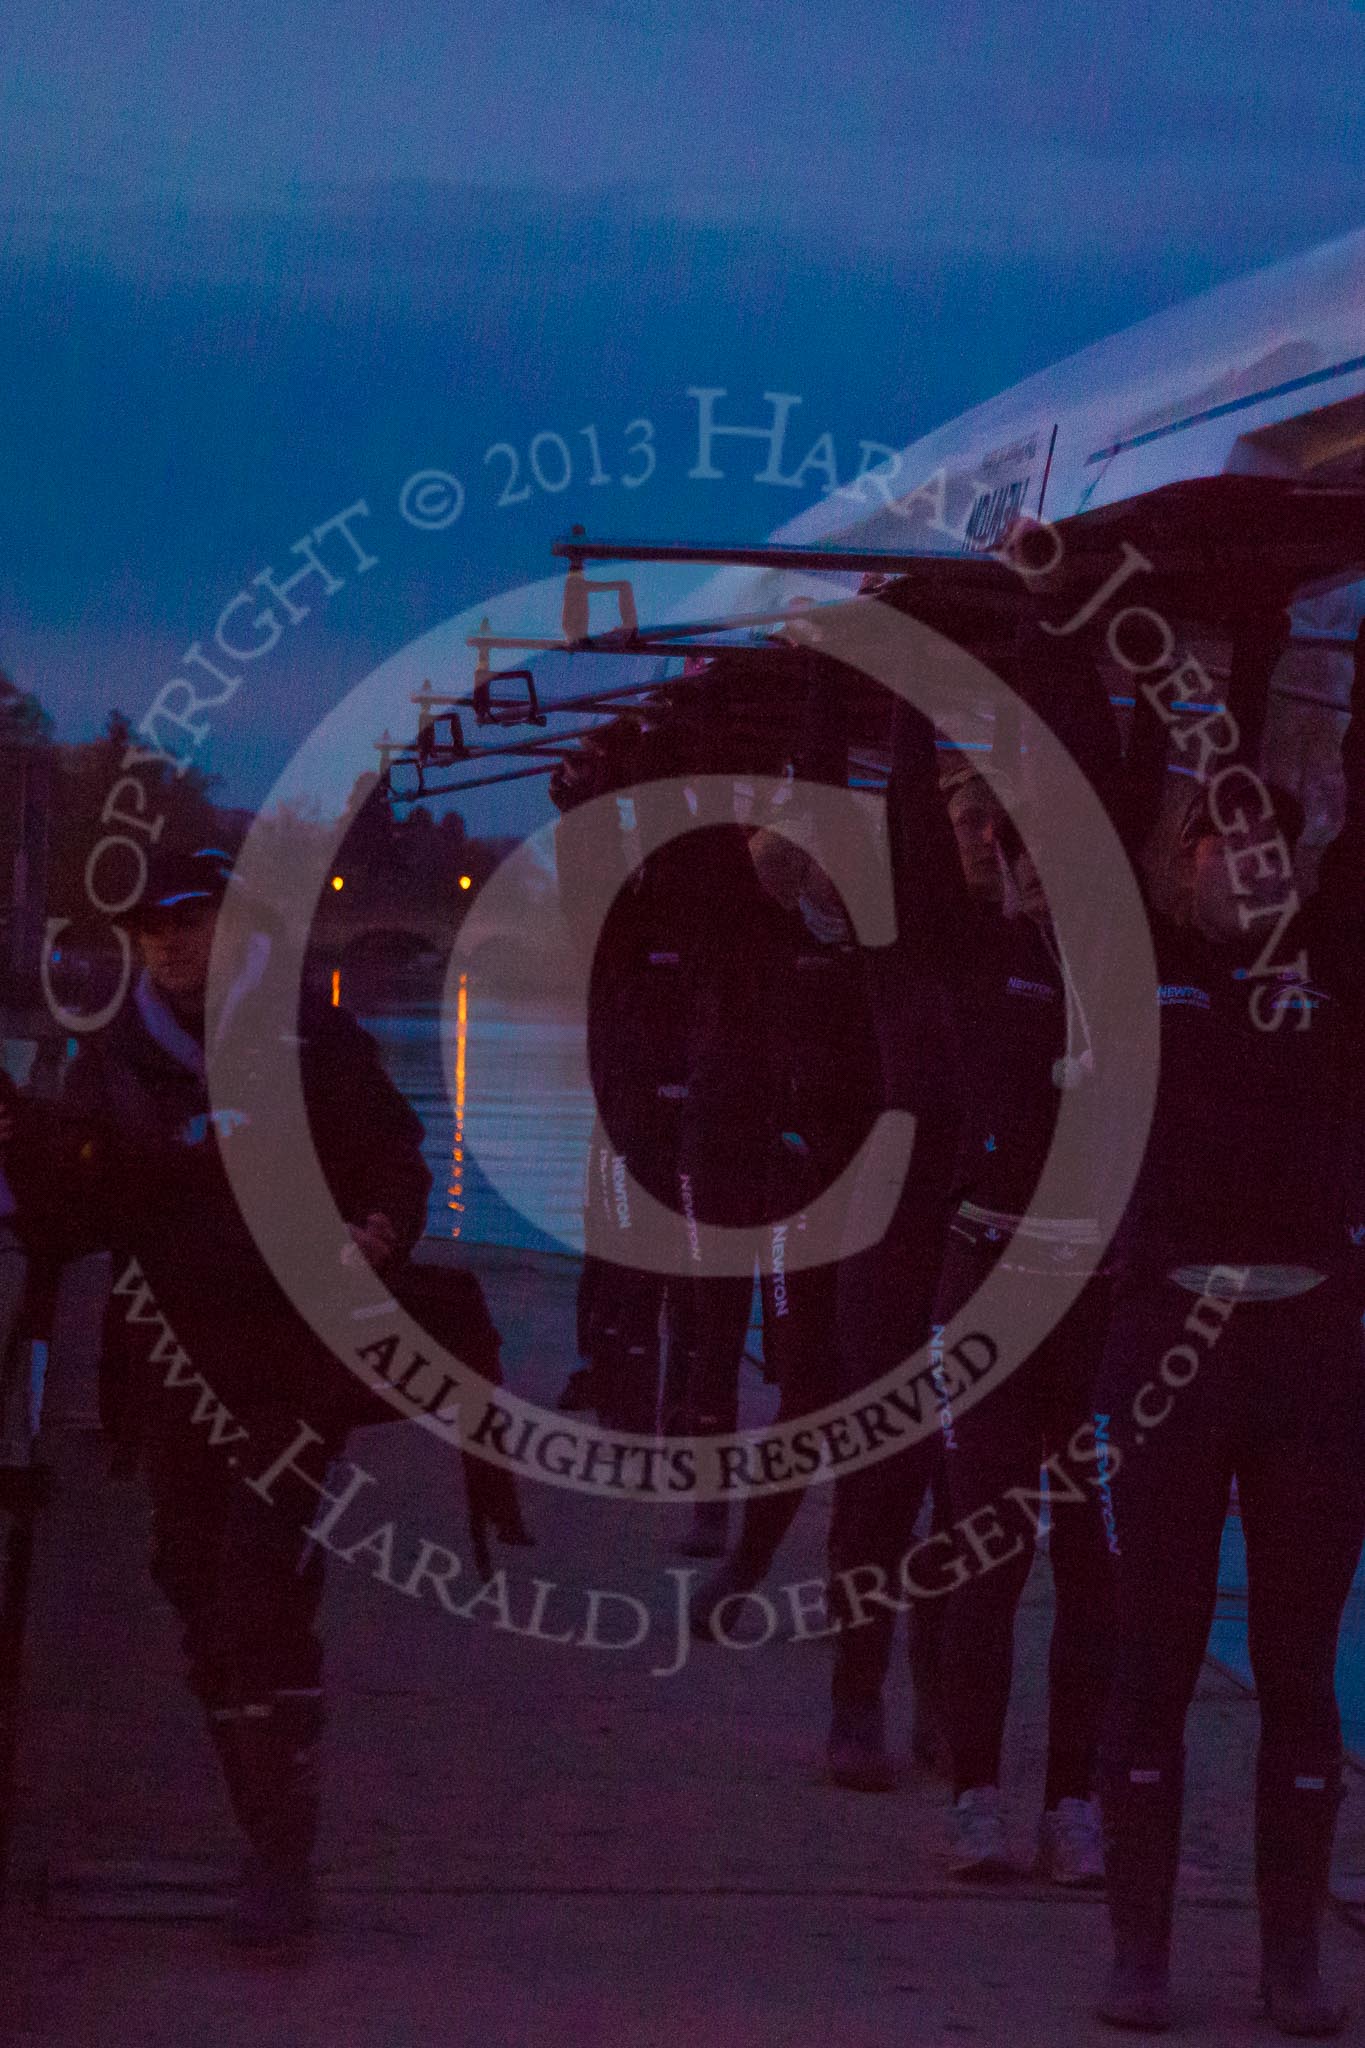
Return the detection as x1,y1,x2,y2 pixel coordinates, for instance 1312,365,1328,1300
362,988,595,1259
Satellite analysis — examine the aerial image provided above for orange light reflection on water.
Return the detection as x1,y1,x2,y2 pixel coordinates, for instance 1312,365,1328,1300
448,971,468,1238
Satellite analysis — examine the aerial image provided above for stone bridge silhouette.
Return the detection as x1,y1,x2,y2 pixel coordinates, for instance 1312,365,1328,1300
309,893,572,996
311,896,462,966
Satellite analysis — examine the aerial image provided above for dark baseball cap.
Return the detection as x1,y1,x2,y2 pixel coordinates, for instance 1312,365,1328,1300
129,847,236,931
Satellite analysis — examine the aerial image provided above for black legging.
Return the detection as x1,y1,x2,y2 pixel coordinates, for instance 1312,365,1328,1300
672,1118,766,1441
717,1149,861,1581
1096,1274,1365,1786
826,1174,947,1712
143,1396,345,1720
579,1110,683,1436
935,1229,1116,1804
675,1265,753,1439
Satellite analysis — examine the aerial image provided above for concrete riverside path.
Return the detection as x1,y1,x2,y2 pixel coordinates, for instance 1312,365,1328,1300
5,1242,1365,2046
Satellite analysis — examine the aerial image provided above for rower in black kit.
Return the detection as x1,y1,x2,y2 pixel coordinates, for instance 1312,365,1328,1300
821,706,975,1792
1093,780,1365,2037
686,819,884,1628
934,819,1116,1887
665,817,780,1559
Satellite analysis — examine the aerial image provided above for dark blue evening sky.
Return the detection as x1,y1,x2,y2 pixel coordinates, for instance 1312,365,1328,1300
1,0,1362,829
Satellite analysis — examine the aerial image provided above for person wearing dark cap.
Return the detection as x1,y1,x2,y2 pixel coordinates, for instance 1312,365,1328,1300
61,845,431,1950
1093,782,1365,2036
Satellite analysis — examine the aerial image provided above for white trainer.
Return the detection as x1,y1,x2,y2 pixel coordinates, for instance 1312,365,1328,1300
948,1785,1012,1879
1036,1796,1105,1887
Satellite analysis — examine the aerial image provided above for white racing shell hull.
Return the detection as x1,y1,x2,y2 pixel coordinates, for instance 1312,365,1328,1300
696,228,1365,626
